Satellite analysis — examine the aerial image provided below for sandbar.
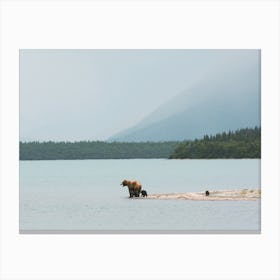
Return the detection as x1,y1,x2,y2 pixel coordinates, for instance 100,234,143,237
143,189,261,201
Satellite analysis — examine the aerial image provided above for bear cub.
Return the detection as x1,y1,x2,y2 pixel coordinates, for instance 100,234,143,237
141,190,148,197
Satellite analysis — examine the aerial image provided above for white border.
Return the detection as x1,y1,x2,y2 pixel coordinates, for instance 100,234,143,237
1,0,279,279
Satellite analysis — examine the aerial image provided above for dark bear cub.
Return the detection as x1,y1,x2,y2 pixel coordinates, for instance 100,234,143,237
205,190,210,196
141,190,148,197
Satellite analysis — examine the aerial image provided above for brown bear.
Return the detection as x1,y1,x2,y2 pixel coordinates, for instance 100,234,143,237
141,190,148,197
121,179,142,198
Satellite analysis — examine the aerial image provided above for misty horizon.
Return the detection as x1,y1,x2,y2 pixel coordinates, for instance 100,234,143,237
20,49,260,142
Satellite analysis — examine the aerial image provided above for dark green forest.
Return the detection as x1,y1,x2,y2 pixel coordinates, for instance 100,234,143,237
169,127,261,159
20,127,261,160
20,141,179,160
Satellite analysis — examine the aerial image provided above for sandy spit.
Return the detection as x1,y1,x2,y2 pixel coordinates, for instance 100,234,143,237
143,189,261,201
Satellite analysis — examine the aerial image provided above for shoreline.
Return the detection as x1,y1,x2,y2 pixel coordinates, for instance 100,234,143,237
142,189,261,201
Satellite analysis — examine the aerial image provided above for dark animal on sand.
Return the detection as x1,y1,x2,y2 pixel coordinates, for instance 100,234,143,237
205,190,210,196
121,179,142,198
141,190,148,197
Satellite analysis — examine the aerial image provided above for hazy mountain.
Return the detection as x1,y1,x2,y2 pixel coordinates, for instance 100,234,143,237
109,56,260,142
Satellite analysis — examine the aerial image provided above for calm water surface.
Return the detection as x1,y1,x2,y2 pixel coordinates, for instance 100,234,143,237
20,159,261,232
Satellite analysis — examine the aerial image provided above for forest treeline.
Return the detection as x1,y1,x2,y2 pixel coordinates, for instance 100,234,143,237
169,127,261,159
20,127,261,160
20,141,179,160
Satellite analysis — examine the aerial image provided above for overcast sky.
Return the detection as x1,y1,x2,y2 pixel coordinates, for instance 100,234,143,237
20,49,259,141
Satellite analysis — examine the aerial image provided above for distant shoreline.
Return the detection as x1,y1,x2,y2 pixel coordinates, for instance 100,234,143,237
19,141,178,160
19,127,261,160
19,158,260,161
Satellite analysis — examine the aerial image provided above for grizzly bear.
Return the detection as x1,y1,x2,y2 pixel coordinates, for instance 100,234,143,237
121,179,142,198
141,190,148,197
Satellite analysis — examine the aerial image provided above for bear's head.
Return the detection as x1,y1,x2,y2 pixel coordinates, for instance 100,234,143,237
121,179,128,187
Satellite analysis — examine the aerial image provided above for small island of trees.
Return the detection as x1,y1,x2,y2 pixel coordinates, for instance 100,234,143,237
169,127,260,159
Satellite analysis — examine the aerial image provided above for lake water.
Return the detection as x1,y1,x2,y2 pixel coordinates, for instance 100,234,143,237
20,159,261,233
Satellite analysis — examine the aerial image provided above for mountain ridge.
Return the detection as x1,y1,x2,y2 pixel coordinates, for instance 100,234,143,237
108,55,260,142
